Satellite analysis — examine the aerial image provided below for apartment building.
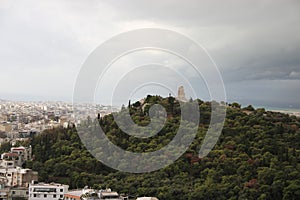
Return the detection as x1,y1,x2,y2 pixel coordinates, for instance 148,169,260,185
0,167,38,187
29,183,69,200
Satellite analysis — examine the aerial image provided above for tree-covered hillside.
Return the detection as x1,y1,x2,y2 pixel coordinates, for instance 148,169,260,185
20,96,300,199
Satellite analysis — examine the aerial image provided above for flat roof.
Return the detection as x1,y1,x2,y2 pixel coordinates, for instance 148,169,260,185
11,148,25,151
30,183,68,187
136,198,158,200
2,153,18,157
64,190,82,198
101,192,119,196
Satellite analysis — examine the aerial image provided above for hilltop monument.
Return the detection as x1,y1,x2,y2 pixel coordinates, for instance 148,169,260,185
177,85,187,102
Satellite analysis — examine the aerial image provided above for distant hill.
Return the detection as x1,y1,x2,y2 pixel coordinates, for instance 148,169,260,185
13,95,300,200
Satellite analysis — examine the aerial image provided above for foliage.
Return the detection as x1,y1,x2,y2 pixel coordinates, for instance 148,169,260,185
25,96,300,199
0,141,12,154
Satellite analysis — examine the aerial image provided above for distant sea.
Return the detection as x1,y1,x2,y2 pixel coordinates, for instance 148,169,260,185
263,106,300,117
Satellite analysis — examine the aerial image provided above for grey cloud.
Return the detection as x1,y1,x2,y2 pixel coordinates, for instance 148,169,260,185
0,0,299,108
223,65,300,82
107,0,300,82
289,71,300,79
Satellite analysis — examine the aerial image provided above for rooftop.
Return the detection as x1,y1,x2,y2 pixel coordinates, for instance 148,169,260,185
64,190,82,198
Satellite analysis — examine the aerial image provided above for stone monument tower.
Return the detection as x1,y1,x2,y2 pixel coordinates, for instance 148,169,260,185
177,85,187,102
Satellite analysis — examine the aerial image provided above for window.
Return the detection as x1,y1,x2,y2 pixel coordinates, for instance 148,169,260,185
53,194,57,198
12,191,16,194
60,195,63,198
60,189,63,192
34,194,37,197
34,188,56,192
26,191,29,195
44,194,47,198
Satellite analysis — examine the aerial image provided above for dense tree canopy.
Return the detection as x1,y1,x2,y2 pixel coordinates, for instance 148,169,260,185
15,96,300,199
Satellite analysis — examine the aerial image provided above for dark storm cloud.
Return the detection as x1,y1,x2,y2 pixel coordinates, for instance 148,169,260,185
107,0,300,82
223,65,300,81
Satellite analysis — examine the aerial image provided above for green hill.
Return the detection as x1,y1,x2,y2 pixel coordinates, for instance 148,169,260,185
18,96,300,199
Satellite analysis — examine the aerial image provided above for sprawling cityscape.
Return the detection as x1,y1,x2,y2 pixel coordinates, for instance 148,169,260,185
0,100,119,144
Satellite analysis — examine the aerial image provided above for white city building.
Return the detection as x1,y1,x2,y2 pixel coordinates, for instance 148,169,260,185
29,182,69,200
0,166,38,187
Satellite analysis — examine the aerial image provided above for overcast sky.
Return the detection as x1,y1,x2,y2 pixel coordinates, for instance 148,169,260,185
0,0,300,108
